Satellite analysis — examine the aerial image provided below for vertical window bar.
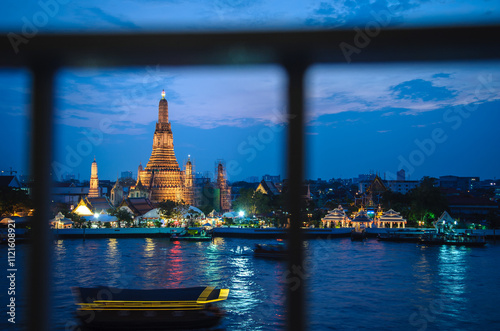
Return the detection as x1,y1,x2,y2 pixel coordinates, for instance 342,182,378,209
27,63,55,331
286,61,307,331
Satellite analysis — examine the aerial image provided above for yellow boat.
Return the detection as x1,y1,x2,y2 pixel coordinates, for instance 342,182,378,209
72,286,229,330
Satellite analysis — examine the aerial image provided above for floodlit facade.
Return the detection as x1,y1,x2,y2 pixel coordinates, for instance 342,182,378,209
88,157,100,198
135,90,194,204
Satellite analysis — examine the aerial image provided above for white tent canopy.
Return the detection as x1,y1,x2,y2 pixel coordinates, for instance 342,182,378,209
83,214,118,223
142,208,161,218
183,206,204,218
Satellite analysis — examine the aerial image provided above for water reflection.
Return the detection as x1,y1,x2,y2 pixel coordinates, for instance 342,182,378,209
437,246,468,304
39,238,500,331
104,238,119,269
142,237,155,259
165,241,186,287
413,250,433,293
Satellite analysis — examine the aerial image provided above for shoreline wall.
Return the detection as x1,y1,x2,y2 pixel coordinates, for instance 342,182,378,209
3,227,498,240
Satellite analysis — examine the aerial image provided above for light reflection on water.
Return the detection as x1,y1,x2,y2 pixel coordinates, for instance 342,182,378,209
1,238,499,330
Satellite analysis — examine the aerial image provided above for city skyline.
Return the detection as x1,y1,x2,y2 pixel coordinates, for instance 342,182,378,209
1,1,500,182
2,64,500,182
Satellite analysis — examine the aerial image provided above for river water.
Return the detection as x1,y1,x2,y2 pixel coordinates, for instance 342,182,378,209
2,237,500,330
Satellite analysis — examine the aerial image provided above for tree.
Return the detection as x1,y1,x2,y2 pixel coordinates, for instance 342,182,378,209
158,200,181,219
224,217,234,226
232,188,255,214
66,211,85,228
158,200,188,226
108,207,134,227
408,177,449,226
0,187,32,217
232,188,272,216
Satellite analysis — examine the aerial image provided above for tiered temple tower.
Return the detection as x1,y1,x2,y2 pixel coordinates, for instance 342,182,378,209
136,90,193,204
110,176,123,206
88,157,100,198
216,161,231,212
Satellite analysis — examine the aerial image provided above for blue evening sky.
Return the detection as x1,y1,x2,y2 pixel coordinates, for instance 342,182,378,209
1,1,500,182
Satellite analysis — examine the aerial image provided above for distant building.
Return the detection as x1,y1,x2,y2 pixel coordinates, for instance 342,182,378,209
73,196,112,216
357,175,387,207
397,169,405,181
321,205,349,228
129,175,150,199
447,195,498,221
0,175,21,188
384,180,419,195
439,175,479,192
477,179,500,190
256,180,281,196
119,197,156,222
51,182,89,205
262,174,281,183
110,177,124,207
245,176,260,183
359,174,418,195
135,90,194,204
216,161,232,212
88,157,100,198
353,174,376,185
121,171,133,179
374,206,407,228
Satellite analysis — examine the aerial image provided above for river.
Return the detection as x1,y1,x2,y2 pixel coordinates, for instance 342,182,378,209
1,237,500,330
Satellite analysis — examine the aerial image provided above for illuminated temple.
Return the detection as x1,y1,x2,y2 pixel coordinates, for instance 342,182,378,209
134,90,193,204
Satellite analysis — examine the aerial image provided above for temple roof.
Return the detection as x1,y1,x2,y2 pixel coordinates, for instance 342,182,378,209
352,208,372,222
366,175,388,194
0,175,21,188
120,197,155,216
378,208,406,222
322,205,348,221
256,180,280,196
73,197,112,216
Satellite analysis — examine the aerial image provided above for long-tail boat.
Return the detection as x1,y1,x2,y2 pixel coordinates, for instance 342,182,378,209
72,286,229,330
170,229,212,241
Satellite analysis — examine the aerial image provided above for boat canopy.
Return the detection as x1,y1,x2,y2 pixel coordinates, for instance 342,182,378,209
73,286,229,304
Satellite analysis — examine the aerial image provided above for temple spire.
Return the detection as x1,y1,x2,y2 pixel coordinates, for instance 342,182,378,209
158,89,169,123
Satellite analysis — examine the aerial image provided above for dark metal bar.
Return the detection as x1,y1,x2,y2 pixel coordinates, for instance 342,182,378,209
27,62,55,331
285,60,307,331
1,25,500,67
0,23,495,331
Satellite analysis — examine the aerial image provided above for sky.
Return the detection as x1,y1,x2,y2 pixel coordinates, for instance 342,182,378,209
1,1,500,182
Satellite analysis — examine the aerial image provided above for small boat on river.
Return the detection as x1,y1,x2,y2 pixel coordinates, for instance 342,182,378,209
170,229,212,241
419,232,486,247
254,242,288,259
72,285,229,330
377,230,426,243
351,208,370,241
351,229,366,241
418,211,486,247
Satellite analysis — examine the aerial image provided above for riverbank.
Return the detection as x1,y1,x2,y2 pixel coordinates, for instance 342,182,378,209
42,227,498,240
51,227,184,239
2,226,496,241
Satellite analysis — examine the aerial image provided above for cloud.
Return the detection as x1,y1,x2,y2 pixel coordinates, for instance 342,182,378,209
432,73,451,79
54,65,286,132
304,0,417,27
391,79,457,102
86,7,139,29
46,62,500,134
307,62,500,120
